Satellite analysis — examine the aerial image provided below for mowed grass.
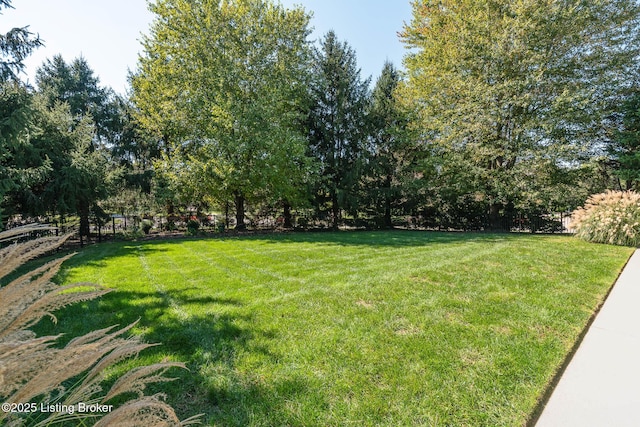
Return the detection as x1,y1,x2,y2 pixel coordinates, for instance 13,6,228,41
36,231,633,426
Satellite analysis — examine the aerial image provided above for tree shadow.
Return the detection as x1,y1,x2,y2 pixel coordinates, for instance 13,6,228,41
253,228,548,247
32,280,322,425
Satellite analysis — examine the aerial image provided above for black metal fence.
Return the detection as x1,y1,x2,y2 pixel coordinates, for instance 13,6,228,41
412,211,573,233
486,212,573,233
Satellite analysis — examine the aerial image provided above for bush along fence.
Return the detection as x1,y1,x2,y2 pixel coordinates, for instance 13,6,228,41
407,211,572,233
2,211,574,245
483,211,572,234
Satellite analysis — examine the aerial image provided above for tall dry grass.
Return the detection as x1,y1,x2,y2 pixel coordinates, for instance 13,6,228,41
0,225,201,426
571,191,640,247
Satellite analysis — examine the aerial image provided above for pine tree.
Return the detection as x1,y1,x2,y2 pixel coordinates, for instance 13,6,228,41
611,89,640,190
0,0,42,82
307,31,370,228
365,61,412,228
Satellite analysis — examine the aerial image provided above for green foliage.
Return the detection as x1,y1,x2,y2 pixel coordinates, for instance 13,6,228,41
132,0,314,229
35,55,115,143
48,232,632,425
28,96,108,227
1,82,110,233
30,56,116,236
610,89,640,189
0,0,42,82
0,82,50,225
363,61,414,227
572,191,640,247
401,0,640,216
0,0,43,225
186,219,199,236
307,31,370,227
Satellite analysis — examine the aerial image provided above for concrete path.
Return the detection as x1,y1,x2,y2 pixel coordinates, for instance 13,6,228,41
535,249,640,427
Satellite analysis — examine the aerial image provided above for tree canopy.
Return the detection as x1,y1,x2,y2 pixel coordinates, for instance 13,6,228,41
132,0,313,229
401,0,640,219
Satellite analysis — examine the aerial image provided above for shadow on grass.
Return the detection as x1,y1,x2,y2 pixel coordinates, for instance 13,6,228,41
32,279,321,425
68,230,556,262
256,229,534,247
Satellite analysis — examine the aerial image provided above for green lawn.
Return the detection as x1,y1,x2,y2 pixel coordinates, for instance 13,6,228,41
38,231,633,426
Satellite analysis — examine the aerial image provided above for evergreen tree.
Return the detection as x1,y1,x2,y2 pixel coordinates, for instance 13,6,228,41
5,95,108,240
31,57,112,238
307,31,370,228
0,0,44,227
611,89,640,190
0,84,51,227
365,61,413,228
35,55,115,145
0,0,42,82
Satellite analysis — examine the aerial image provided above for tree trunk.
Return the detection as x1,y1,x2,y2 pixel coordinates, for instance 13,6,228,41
79,202,90,242
234,192,246,231
384,200,392,229
283,200,293,228
488,202,502,230
331,189,339,230
384,174,393,228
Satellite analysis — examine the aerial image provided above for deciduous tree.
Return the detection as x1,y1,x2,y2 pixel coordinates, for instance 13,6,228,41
401,0,640,222
132,0,313,230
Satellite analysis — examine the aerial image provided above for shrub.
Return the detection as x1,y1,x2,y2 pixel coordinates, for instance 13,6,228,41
572,190,640,247
186,220,200,236
0,226,201,426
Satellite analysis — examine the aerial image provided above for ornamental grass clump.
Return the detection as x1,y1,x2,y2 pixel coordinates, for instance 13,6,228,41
0,225,201,426
572,191,640,247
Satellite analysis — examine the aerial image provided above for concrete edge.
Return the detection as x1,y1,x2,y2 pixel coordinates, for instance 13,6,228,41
525,247,638,427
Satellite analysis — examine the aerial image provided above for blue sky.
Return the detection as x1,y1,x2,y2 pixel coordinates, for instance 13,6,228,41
3,0,413,94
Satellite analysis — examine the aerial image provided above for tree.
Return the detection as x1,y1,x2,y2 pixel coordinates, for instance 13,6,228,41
401,0,640,223
35,55,115,145
0,0,42,82
364,61,413,228
132,0,313,230
29,56,114,238
0,83,51,227
307,31,370,228
6,95,109,241
0,0,44,227
610,88,640,190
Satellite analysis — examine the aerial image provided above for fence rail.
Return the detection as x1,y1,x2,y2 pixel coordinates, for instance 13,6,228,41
0,223,61,246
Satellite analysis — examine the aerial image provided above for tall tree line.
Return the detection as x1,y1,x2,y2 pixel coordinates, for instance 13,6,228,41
4,0,640,233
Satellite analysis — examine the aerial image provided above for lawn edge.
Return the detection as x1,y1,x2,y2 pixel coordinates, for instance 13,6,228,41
525,248,637,427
